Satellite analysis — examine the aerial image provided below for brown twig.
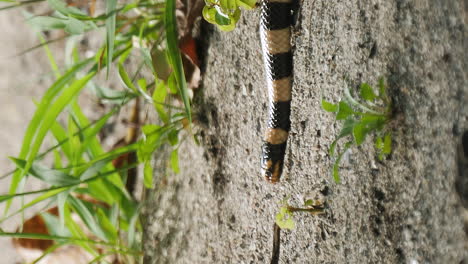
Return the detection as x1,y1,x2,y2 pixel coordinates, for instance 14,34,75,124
271,223,281,264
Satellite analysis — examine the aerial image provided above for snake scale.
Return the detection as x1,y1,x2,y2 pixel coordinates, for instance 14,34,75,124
259,0,293,183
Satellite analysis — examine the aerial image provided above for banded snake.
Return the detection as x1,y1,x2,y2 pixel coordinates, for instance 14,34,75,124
259,0,294,183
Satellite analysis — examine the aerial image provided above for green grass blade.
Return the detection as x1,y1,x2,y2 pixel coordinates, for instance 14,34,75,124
105,0,117,78
62,203,99,256
165,0,191,123
0,163,137,207
0,187,69,222
31,242,67,264
76,108,116,159
38,33,60,78
47,0,88,18
143,161,153,188
22,72,96,181
50,120,74,160
332,142,352,183
170,149,179,173
68,196,108,241
0,0,44,11
9,158,80,186
0,232,117,246
41,212,72,237
96,208,118,242
153,81,169,124
7,58,93,213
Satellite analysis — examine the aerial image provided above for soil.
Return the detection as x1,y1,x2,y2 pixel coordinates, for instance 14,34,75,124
143,0,468,263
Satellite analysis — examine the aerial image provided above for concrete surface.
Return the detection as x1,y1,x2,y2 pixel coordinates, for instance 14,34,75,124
143,0,467,263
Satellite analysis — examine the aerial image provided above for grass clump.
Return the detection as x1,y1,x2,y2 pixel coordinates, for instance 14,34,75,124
322,78,393,183
0,0,193,262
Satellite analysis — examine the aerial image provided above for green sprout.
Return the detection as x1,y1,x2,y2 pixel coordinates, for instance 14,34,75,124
322,77,393,183
275,197,325,230
202,0,257,31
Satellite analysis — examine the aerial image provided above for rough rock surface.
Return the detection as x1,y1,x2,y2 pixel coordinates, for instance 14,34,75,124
143,0,467,263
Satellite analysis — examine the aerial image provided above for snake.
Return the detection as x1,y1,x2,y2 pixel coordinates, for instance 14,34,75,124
259,0,293,183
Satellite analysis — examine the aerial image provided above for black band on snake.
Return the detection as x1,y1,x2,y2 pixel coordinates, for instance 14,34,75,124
260,0,293,183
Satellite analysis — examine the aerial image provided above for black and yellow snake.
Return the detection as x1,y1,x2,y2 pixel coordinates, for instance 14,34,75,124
259,0,293,183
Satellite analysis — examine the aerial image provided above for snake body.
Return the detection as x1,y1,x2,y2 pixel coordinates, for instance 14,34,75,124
259,0,293,183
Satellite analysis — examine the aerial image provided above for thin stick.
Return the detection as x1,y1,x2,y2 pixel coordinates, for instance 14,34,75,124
270,223,281,264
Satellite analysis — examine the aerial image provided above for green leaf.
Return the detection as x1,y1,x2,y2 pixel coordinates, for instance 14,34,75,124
68,196,107,241
50,120,73,160
383,133,392,154
47,0,88,18
321,99,338,112
118,63,138,93
336,101,353,120
57,191,69,230
202,6,217,24
63,204,97,255
140,47,155,75
63,16,87,35
219,0,229,10
168,129,179,146
138,124,174,164
53,149,62,168
0,187,69,223
151,48,171,82
36,32,60,78
329,118,356,156
31,242,67,264
75,108,117,160
359,83,376,101
0,232,110,245
375,136,383,150
332,142,352,183
378,77,386,97
332,158,341,183
27,16,67,31
22,72,96,176
127,205,141,249
7,64,93,213
105,0,117,78
171,149,180,174
96,208,118,242
144,161,153,188
165,0,192,123
275,207,295,230
215,12,231,26
90,82,136,103
138,78,147,93
67,113,81,164
237,0,256,9
41,212,71,237
9,158,80,186
304,199,315,207
217,9,240,31
226,0,237,11
167,72,178,94
152,81,169,124
352,123,367,146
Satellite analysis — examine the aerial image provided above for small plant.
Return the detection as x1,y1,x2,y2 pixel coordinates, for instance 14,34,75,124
202,0,256,31
322,77,392,183
275,197,325,230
